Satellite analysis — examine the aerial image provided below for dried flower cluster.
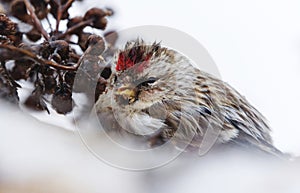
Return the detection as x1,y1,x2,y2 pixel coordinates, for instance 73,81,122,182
0,0,117,114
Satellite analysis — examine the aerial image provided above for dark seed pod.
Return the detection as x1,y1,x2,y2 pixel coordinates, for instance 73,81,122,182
64,71,75,86
49,0,70,20
67,16,84,35
51,83,73,114
29,0,49,20
94,17,107,30
10,65,27,80
39,66,55,76
7,30,23,46
95,76,107,102
39,41,51,59
85,34,105,56
43,76,57,94
24,92,49,113
83,8,109,30
26,28,42,42
86,34,104,47
0,64,19,103
105,7,114,16
78,32,92,51
10,0,31,23
10,59,34,80
50,40,70,61
84,8,107,20
24,83,49,113
0,14,17,36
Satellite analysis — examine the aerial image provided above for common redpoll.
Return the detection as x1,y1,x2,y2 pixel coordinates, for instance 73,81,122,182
95,39,285,158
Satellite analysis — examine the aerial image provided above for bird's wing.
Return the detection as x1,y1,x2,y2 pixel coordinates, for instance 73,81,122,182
218,82,290,159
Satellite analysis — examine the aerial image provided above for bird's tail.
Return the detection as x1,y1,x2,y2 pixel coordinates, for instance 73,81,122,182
229,136,292,161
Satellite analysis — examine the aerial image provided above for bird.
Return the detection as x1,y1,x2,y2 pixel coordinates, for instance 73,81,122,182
95,39,287,159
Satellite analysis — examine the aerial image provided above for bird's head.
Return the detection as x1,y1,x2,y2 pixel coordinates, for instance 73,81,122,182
96,39,199,136
109,40,185,110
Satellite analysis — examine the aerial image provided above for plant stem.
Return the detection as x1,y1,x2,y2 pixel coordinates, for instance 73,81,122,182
55,0,62,33
24,0,50,41
57,19,93,39
55,0,74,33
62,0,75,14
0,44,80,71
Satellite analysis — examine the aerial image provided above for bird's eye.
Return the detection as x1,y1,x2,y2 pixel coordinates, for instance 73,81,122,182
146,77,157,84
140,77,157,87
113,75,117,83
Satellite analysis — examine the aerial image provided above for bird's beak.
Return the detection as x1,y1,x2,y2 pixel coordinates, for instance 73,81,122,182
115,85,136,104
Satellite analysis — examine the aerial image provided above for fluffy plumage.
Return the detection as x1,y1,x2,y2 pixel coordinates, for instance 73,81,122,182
95,39,286,158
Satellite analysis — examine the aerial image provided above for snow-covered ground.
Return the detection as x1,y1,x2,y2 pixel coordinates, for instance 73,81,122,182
1,101,300,193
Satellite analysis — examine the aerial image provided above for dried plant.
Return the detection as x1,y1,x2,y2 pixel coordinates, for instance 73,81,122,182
0,0,117,114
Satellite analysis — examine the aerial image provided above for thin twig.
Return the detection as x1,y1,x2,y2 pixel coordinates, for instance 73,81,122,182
62,0,75,13
56,19,93,39
46,16,53,32
55,0,62,33
55,0,75,33
24,0,50,41
0,44,80,71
